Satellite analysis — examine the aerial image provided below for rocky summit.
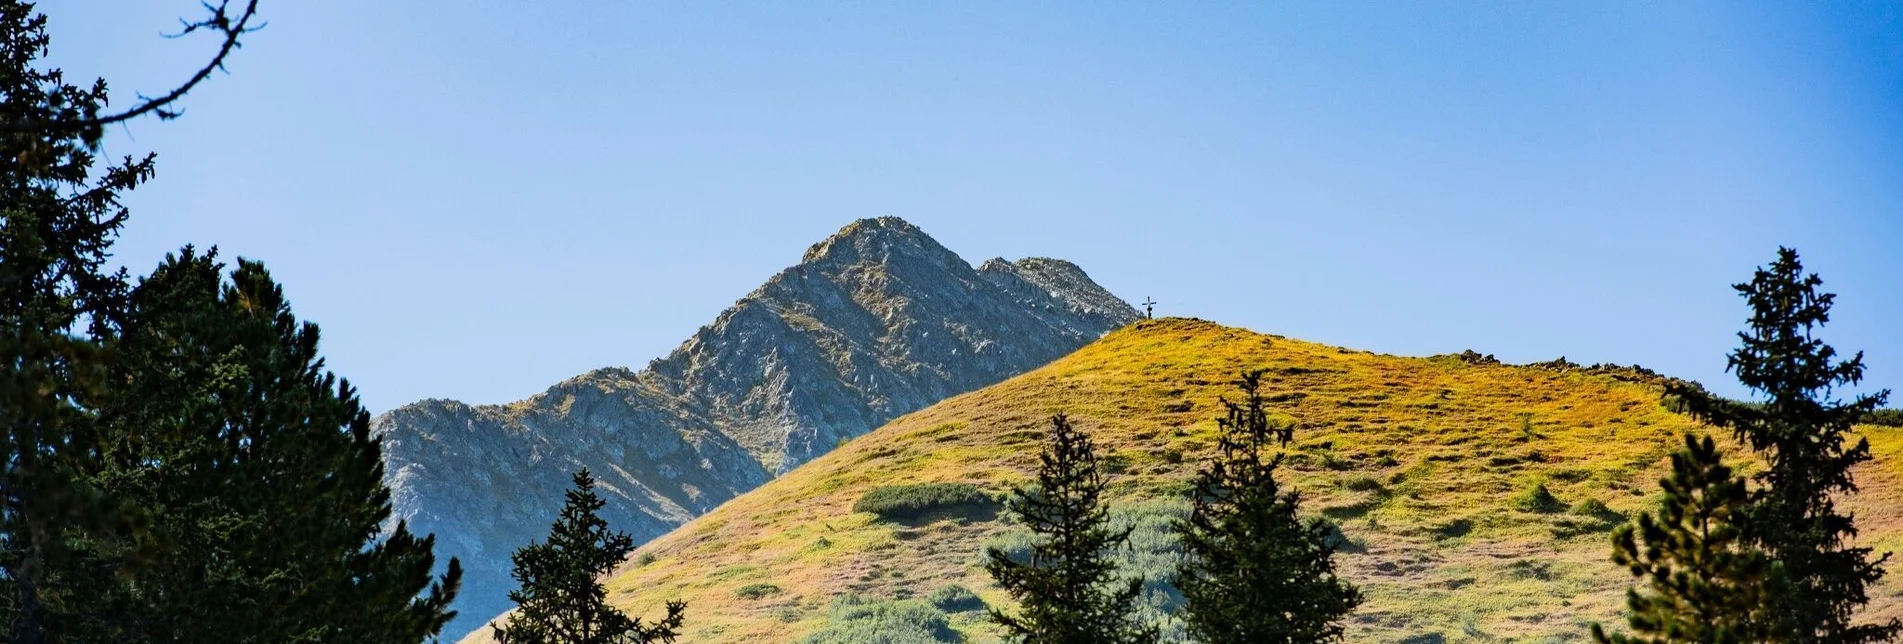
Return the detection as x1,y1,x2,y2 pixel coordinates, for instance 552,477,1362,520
374,217,1139,639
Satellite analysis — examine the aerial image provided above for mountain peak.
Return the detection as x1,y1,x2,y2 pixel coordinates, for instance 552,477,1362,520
799,217,953,266
383,217,1137,640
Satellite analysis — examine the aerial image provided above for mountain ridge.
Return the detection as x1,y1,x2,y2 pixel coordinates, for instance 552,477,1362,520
376,217,1139,639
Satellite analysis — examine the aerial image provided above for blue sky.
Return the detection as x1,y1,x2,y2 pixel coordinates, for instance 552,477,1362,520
47,2,1903,413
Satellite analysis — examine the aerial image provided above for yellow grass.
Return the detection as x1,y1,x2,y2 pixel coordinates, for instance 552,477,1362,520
464,318,1903,643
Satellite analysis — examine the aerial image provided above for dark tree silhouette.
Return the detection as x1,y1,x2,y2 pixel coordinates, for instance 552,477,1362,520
1592,434,1788,643
1664,247,1896,643
3,4,469,641
495,469,684,644
85,249,461,643
1174,370,1360,643
0,1,152,638
984,413,1156,644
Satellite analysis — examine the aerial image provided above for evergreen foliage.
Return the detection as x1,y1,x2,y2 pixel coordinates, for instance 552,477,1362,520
84,250,462,642
1663,247,1898,643
2,5,463,641
0,2,148,638
1172,370,1360,644
1591,434,1787,643
984,413,1157,644
495,469,685,644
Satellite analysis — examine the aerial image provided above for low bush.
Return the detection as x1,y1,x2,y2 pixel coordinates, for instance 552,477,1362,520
1512,482,1563,513
1570,498,1615,518
735,583,782,600
1342,475,1384,492
797,595,961,644
926,584,985,613
853,482,994,521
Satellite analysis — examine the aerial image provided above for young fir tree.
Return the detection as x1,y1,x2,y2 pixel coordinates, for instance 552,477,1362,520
1173,370,1360,644
495,469,685,644
87,249,461,643
1591,434,1788,644
984,413,1157,644
1664,247,1898,643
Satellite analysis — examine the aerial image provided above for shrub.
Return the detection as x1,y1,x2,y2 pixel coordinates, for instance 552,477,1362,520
853,482,993,521
1512,482,1563,513
926,584,986,613
797,595,961,644
1342,476,1384,492
1571,498,1615,518
1864,408,1903,427
735,583,782,600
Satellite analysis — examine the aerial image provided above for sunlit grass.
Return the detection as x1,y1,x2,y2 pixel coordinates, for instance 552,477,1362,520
479,319,1903,644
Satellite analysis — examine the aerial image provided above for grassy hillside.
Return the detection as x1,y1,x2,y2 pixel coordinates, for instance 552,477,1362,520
468,318,1903,643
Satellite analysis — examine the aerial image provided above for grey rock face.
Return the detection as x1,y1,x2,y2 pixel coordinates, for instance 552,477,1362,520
376,217,1137,639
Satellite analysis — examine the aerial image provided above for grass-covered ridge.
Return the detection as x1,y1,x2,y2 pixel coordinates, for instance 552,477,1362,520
469,318,1903,643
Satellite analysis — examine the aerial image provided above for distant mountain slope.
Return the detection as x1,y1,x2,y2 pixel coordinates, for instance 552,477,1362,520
376,217,1139,639
535,319,1903,643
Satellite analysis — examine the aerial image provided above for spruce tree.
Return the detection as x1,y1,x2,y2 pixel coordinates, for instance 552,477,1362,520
1591,434,1788,644
1665,247,1897,643
88,249,461,643
0,2,149,639
1,2,268,640
1174,370,1360,644
984,413,1156,644
495,469,685,644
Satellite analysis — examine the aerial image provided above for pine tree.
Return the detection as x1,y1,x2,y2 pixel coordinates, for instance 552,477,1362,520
984,413,1157,644
495,469,685,644
1,2,267,641
87,249,461,643
1665,247,1897,643
1591,434,1788,644
0,2,150,639
1174,370,1360,644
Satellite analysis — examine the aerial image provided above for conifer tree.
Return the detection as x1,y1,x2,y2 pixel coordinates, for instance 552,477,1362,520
0,2,150,638
1591,434,1788,644
1,2,268,640
1174,370,1360,644
984,413,1156,644
1665,247,1897,643
88,249,461,643
495,469,685,644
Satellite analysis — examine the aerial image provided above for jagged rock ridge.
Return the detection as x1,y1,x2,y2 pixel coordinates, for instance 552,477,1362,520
375,217,1138,639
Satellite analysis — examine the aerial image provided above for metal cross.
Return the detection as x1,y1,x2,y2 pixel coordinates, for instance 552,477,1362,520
1141,297,1156,319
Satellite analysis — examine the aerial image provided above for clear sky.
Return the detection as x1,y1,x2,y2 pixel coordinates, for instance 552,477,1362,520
46,2,1903,413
